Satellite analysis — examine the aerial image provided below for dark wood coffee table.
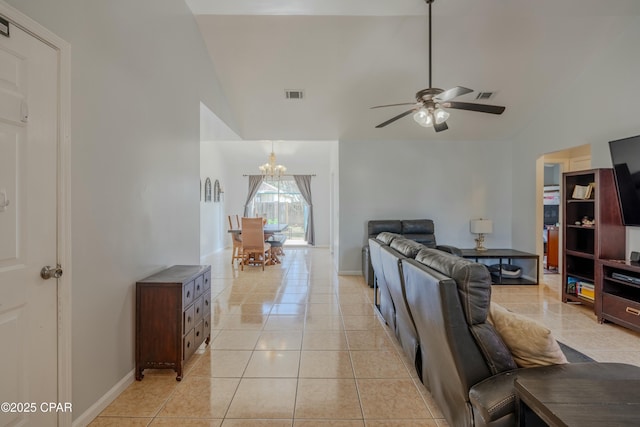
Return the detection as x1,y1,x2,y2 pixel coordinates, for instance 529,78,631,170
515,377,640,426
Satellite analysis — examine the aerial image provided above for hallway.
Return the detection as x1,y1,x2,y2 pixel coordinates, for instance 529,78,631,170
89,248,640,426
90,248,444,426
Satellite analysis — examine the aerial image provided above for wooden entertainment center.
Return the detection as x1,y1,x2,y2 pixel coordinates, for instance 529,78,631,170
597,260,640,332
561,168,640,331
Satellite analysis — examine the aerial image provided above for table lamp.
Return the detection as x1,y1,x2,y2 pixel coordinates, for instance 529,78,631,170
470,219,493,251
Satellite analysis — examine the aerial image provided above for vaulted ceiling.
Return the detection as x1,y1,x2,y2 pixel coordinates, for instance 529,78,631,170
187,0,640,141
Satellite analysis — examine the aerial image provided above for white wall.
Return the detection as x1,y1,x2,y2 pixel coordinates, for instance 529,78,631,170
338,139,513,273
200,103,241,259
511,16,640,257
7,0,238,420
214,140,336,247
200,143,227,259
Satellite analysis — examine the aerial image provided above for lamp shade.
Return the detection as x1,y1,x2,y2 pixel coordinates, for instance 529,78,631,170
470,219,493,234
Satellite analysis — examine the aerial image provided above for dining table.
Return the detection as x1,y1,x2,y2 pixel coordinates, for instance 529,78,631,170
263,223,288,236
227,223,288,236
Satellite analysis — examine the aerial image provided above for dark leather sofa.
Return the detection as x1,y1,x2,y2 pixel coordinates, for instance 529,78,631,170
362,219,460,288
370,233,640,427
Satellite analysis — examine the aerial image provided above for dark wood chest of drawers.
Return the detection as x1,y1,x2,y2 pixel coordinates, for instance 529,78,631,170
135,264,211,381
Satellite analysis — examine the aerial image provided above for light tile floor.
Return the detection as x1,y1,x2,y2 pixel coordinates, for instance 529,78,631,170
493,272,640,365
89,248,640,426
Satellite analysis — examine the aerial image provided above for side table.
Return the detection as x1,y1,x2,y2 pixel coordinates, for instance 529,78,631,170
516,377,640,426
460,248,539,285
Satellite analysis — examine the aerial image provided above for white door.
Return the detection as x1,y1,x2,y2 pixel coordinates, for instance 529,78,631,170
0,23,60,427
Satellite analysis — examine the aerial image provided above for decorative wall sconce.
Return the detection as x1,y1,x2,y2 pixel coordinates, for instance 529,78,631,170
204,178,212,202
214,179,222,202
0,190,9,212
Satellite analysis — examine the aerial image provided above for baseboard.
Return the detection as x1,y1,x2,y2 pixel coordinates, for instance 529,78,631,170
200,247,228,264
72,369,135,427
280,243,330,248
338,270,363,276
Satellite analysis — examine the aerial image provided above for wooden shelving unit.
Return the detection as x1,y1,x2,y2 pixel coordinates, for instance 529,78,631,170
562,169,626,310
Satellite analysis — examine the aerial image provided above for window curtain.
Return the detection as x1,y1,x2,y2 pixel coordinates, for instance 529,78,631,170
244,175,264,217
294,175,315,246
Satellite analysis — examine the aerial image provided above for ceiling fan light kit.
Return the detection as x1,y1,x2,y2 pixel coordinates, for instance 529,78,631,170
372,0,506,132
413,108,432,127
414,106,449,127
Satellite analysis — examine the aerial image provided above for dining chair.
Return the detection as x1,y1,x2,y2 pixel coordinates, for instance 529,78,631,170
241,217,271,271
228,214,241,230
228,215,243,265
266,233,286,259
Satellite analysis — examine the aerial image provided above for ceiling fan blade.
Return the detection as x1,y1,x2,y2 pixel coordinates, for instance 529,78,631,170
443,101,506,115
434,121,448,132
375,109,415,128
435,86,473,102
370,102,416,109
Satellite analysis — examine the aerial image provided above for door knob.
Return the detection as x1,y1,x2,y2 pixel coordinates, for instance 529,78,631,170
41,264,63,280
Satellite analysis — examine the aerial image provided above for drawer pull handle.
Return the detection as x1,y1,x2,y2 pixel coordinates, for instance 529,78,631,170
626,307,640,316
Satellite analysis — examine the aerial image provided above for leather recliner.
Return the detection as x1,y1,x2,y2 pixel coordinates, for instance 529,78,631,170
362,219,460,288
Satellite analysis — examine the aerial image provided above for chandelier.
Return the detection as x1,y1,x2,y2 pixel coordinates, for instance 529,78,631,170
258,141,287,178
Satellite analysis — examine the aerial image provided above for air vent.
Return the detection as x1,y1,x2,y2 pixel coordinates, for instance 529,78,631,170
475,91,494,100
285,90,304,100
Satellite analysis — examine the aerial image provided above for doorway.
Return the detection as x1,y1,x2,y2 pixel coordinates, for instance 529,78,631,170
536,145,591,279
543,164,561,273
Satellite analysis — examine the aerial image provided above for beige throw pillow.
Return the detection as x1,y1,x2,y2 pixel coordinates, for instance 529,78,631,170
488,302,568,368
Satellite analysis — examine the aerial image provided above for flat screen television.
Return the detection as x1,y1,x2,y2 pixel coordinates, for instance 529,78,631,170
609,134,640,226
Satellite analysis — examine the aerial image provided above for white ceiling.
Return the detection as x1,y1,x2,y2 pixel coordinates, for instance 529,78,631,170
187,0,640,141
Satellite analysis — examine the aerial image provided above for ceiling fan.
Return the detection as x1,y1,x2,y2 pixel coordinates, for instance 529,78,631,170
371,0,505,132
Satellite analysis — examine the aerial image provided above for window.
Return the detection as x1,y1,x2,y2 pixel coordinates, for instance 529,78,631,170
249,177,309,243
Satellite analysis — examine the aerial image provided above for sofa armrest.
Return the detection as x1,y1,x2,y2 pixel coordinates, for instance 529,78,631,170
436,245,462,257
362,245,374,288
